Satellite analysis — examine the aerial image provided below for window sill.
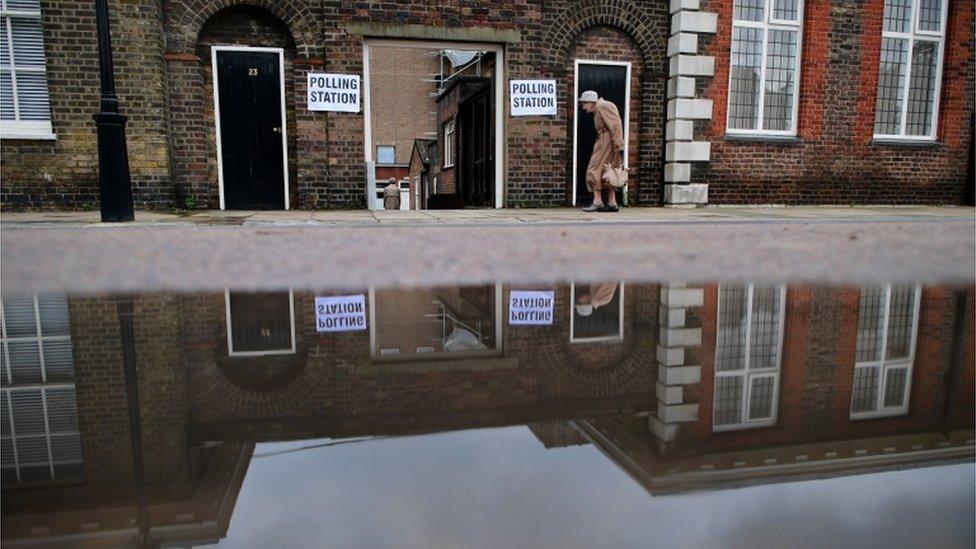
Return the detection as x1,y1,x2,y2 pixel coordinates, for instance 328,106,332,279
724,133,802,145
870,138,943,148
443,164,454,170
1,131,57,141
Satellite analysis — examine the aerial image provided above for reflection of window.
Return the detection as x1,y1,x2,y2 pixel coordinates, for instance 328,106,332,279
851,286,919,419
570,282,624,343
443,120,454,168
0,0,55,139
713,284,785,431
873,0,946,139
727,0,803,135
225,291,296,356
376,145,395,165
1,295,82,483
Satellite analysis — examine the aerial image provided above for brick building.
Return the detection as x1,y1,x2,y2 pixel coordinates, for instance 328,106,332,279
0,0,971,210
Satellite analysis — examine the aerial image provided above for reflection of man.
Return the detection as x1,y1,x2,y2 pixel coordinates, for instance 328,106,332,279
575,282,618,317
579,90,624,213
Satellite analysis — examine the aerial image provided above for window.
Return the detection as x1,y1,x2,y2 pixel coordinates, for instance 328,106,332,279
727,0,803,135
376,145,396,165
0,0,54,139
850,286,919,419
873,0,947,140
713,284,786,431
443,120,454,168
1,295,82,484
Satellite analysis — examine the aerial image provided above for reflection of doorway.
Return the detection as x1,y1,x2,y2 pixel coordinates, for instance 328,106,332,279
362,40,505,210
368,285,503,359
458,82,494,207
570,282,625,343
224,290,296,356
212,46,289,210
572,60,631,207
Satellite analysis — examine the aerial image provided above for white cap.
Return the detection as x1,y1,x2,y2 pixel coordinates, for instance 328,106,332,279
575,303,594,317
579,90,598,103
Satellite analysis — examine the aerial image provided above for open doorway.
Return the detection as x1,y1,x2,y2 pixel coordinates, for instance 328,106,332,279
363,40,504,210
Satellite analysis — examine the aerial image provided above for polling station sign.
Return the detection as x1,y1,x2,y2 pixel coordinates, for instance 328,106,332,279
315,295,367,332
307,73,360,113
509,80,556,116
509,291,555,325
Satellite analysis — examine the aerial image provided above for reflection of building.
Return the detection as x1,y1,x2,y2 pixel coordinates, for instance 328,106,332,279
574,283,975,495
2,283,972,544
1,295,252,548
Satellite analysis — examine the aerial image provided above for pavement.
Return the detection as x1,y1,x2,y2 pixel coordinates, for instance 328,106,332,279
1,205,973,227
1,206,973,294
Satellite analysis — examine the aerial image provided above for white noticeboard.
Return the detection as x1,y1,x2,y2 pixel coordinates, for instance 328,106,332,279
315,295,367,332
307,73,360,113
509,291,555,325
509,80,557,116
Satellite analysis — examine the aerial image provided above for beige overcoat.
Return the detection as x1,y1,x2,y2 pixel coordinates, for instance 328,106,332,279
585,98,624,193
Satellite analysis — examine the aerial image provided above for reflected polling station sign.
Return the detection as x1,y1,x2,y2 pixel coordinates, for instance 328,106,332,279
307,73,360,112
508,291,555,325
315,295,367,332
509,80,556,116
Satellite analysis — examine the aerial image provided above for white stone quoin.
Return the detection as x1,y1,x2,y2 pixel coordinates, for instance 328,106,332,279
665,0,716,206
667,98,713,120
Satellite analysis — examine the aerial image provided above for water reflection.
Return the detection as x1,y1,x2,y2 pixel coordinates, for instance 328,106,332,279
1,282,973,547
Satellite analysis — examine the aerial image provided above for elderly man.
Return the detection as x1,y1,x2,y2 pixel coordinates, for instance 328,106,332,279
578,90,624,212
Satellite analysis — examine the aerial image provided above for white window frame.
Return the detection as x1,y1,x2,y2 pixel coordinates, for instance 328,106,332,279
712,284,786,432
224,289,297,357
443,119,455,168
725,0,805,137
850,285,921,420
569,282,625,344
1,296,80,483
376,144,396,165
0,1,55,140
872,0,948,141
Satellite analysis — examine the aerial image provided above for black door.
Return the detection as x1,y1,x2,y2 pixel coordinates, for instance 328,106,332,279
459,85,494,207
216,50,286,209
575,63,628,206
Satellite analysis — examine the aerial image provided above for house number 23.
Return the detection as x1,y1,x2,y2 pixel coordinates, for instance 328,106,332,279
248,68,259,76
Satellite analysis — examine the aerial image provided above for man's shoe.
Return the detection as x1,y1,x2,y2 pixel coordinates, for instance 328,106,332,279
582,203,602,212
600,204,619,212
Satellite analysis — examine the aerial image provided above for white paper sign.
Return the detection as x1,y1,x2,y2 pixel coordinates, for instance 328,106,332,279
308,73,360,112
510,80,557,116
509,291,555,325
315,295,367,332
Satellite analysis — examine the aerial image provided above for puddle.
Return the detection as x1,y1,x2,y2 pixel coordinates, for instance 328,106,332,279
0,279,972,547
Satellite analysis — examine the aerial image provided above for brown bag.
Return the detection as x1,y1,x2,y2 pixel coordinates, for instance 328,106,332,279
602,164,629,189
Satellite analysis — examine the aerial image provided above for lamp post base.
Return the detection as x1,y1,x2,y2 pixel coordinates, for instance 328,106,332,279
93,111,135,222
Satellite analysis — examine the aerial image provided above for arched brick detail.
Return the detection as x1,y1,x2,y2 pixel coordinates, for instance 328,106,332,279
165,0,321,55
543,0,668,72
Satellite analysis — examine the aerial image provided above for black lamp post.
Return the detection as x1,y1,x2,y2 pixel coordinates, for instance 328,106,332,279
93,0,134,222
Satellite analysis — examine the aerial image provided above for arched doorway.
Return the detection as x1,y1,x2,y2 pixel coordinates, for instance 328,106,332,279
196,6,297,210
566,27,645,207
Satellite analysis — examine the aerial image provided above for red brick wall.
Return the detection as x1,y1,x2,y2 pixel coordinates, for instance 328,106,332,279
436,83,461,196
697,0,974,204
